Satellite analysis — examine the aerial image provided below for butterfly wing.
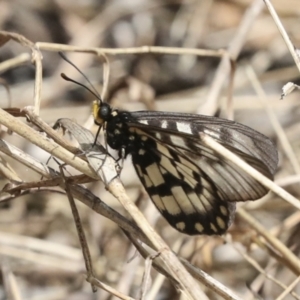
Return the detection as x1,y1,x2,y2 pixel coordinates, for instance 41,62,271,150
127,111,277,235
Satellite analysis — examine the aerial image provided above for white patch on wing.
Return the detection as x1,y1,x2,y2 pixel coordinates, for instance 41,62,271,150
159,166,167,174
175,163,198,188
161,195,181,215
156,143,172,158
176,222,186,231
135,164,143,177
170,135,186,148
195,223,204,233
176,122,193,134
176,161,195,177
139,120,149,125
143,174,152,188
171,186,195,214
216,217,226,229
138,149,146,155
183,176,198,189
200,189,213,209
220,206,228,216
146,163,165,186
201,178,212,191
178,157,199,172
151,194,165,212
210,223,218,232
161,120,168,128
160,155,180,179
155,132,162,140
187,193,206,213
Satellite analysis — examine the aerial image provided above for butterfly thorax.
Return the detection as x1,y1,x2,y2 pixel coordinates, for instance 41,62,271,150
95,102,147,157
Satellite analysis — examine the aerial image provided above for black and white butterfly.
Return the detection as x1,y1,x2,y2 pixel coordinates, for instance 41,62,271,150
59,53,277,236
92,101,278,235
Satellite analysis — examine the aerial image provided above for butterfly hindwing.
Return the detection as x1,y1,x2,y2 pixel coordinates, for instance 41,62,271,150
131,138,236,235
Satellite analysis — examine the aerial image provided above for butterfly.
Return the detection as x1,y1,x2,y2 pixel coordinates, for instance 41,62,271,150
92,100,278,235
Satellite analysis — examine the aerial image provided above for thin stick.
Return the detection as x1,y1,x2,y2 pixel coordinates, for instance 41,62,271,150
263,0,300,73
32,48,43,115
275,276,300,300
59,165,96,292
198,0,265,115
0,108,98,179
200,133,300,211
238,208,300,275
36,43,226,57
0,53,30,74
245,65,300,175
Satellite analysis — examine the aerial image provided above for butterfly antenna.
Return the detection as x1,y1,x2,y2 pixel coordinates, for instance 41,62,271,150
59,51,102,102
61,73,102,101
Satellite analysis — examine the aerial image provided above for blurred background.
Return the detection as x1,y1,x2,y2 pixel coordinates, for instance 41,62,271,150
0,0,300,299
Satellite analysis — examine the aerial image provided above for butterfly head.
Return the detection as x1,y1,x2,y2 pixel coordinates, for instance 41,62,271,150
93,101,114,126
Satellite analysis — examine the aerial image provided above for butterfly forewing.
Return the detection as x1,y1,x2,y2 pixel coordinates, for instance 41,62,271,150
130,111,277,176
124,111,277,235
131,134,237,234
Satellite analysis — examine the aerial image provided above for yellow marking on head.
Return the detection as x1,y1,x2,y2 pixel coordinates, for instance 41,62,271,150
93,101,104,125
176,222,186,231
141,136,148,141
195,223,204,233
111,111,118,116
146,163,165,186
161,195,181,215
216,217,226,229
171,186,194,214
210,223,218,232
